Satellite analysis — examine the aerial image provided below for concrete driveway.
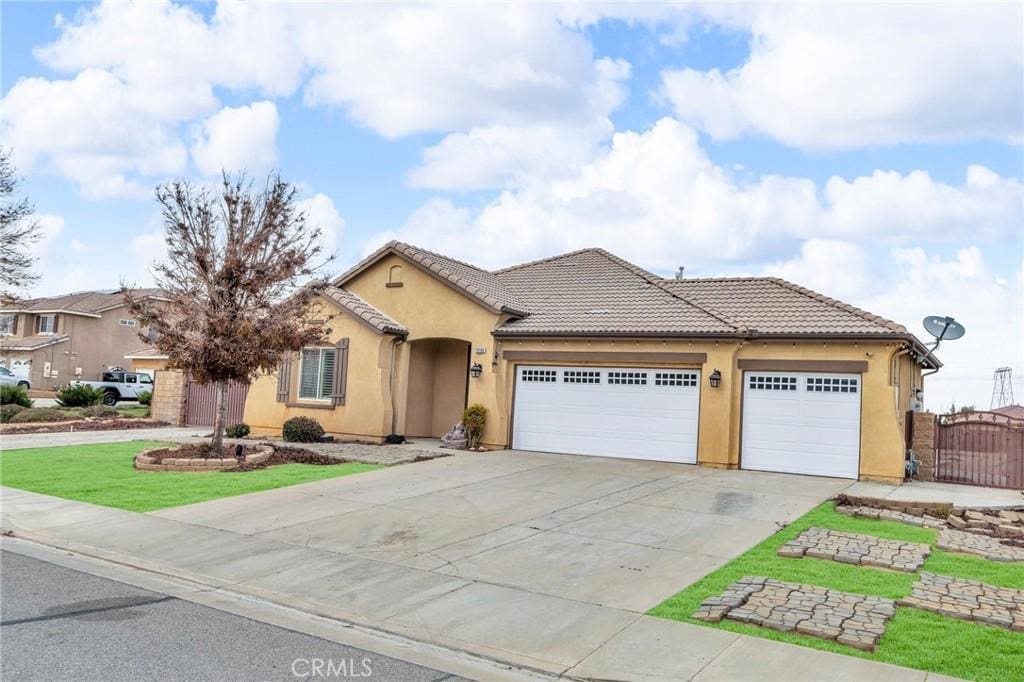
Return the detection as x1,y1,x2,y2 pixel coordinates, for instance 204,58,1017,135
144,451,851,668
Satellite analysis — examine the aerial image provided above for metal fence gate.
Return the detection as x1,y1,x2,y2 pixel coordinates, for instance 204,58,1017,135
184,380,250,427
935,413,1024,489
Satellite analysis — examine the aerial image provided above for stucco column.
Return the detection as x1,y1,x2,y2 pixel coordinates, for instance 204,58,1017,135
697,344,740,469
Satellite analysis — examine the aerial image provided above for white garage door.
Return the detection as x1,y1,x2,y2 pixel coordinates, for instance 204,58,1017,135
512,365,700,463
741,371,861,479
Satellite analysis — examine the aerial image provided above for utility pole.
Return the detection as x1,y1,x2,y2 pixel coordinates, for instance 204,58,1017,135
991,367,1014,409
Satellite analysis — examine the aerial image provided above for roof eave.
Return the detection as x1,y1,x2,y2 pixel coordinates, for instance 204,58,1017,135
0,308,102,318
492,330,742,339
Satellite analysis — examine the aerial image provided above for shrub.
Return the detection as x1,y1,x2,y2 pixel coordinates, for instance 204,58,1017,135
137,390,152,406
282,416,324,443
462,403,487,449
225,422,251,438
55,383,104,407
82,405,119,419
0,385,32,408
9,407,77,423
0,404,26,423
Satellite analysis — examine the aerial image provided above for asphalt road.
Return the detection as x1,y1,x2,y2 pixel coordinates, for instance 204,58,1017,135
1,550,463,681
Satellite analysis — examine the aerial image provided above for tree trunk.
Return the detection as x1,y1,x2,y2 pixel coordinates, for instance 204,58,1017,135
210,379,229,455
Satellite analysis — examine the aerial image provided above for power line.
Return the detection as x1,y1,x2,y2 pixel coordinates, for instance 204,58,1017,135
991,367,1015,409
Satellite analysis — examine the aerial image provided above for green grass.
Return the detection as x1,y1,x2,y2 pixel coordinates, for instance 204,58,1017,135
0,441,380,512
649,502,1024,682
115,405,150,418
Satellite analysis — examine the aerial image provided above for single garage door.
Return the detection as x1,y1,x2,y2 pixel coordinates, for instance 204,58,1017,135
741,371,861,479
512,365,700,463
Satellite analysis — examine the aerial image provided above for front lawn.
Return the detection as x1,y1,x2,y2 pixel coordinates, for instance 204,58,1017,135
649,502,1024,682
0,441,380,512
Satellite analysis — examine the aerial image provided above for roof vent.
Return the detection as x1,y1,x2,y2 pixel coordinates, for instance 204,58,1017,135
674,267,685,280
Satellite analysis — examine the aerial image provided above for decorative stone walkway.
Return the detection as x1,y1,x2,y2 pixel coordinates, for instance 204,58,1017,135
778,527,931,572
836,504,946,529
937,528,1024,562
898,572,1024,631
692,577,896,651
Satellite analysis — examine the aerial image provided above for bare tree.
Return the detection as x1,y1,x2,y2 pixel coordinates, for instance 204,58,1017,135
124,173,334,454
0,149,41,303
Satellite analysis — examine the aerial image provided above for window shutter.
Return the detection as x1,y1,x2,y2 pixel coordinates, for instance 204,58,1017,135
52,315,59,334
34,316,40,334
276,352,293,402
331,338,349,406
10,315,17,335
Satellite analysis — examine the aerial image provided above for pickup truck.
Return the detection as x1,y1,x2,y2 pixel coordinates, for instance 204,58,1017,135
74,370,154,406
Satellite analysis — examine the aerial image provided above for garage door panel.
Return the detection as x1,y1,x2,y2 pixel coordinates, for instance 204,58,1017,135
742,371,861,479
513,365,700,463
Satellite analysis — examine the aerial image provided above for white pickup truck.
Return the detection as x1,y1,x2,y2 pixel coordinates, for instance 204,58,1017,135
74,369,154,406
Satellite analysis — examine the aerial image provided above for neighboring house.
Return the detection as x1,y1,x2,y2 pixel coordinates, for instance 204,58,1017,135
124,346,170,378
992,405,1024,420
0,289,167,389
244,242,939,483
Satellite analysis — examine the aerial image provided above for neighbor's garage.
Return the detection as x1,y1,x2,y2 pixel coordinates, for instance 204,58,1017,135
741,371,862,479
512,365,700,463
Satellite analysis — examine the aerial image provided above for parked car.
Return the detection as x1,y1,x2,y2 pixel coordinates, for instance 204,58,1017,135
0,366,30,390
73,368,153,405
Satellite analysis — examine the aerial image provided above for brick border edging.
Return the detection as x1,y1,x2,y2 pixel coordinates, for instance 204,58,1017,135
134,445,273,472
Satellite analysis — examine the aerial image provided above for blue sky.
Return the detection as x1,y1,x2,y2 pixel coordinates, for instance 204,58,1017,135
2,1,1022,409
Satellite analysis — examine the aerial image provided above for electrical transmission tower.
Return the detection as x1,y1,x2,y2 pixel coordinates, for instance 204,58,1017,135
991,367,1014,409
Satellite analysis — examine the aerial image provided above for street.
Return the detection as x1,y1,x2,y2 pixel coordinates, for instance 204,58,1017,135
0,550,462,681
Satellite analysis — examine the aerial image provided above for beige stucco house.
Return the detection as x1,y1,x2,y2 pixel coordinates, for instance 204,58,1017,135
244,242,939,484
0,289,167,389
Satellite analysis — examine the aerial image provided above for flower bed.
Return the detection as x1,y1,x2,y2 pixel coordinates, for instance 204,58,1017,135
135,444,273,472
0,418,170,434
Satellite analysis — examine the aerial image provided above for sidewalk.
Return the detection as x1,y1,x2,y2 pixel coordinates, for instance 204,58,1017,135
846,479,1023,508
0,486,955,681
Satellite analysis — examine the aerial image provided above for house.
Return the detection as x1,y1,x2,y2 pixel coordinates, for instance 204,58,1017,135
0,289,167,389
244,242,939,483
123,346,171,378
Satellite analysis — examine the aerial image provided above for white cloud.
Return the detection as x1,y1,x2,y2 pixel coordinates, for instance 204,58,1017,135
661,3,1024,149
765,239,875,303
296,193,345,258
27,214,65,263
191,101,280,176
380,118,1024,271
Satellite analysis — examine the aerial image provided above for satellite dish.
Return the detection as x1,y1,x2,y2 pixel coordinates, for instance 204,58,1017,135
922,315,966,351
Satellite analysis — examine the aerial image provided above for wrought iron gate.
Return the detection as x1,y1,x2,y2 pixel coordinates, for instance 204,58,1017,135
934,412,1024,489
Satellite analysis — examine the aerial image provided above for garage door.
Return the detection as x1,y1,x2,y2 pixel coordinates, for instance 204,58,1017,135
741,371,861,478
512,365,700,463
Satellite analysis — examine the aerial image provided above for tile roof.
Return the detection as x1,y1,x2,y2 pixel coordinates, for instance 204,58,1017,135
0,334,70,351
2,288,166,316
322,287,408,335
493,249,738,336
335,241,529,315
124,346,169,359
660,277,907,336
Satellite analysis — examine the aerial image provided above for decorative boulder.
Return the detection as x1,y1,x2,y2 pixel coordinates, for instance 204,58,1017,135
440,422,469,450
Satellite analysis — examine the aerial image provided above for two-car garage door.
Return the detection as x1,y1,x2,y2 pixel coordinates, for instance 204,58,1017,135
741,371,862,479
512,365,700,463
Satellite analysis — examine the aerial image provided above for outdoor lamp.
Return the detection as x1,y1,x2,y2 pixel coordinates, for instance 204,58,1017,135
470,362,484,378
709,369,722,388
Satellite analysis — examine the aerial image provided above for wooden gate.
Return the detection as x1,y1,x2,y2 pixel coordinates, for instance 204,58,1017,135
184,380,250,427
935,412,1024,489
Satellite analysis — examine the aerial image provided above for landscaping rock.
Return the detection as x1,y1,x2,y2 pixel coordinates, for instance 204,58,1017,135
937,528,1024,562
779,527,930,572
947,514,967,529
898,572,1024,632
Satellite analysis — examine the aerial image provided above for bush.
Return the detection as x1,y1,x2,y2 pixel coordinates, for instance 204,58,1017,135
0,385,32,408
225,422,251,438
462,403,487,448
9,407,77,423
82,405,119,419
282,416,324,443
56,383,104,407
0,404,26,423
137,390,152,406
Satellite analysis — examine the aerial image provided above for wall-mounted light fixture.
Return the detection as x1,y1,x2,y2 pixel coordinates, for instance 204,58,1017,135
709,369,722,388
470,362,483,379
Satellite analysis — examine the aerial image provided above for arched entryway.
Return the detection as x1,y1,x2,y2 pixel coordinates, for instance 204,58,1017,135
405,338,471,437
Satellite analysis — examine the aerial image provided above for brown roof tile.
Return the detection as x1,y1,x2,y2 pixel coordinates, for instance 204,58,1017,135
494,249,738,336
336,242,529,316
3,288,166,316
0,335,70,351
322,287,408,335
660,277,907,336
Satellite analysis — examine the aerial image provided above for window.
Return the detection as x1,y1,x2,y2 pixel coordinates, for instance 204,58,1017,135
119,319,137,327
299,347,337,400
748,375,797,391
125,374,138,384
0,367,12,377
564,370,600,384
655,372,697,387
608,371,648,385
37,314,56,335
521,369,557,382
807,377,858,394
0,314,15,335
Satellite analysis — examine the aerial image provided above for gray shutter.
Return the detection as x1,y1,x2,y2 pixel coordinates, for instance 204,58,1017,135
331,338,349,406
10,314,17,335
52,315,59,334
276,352,293,402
